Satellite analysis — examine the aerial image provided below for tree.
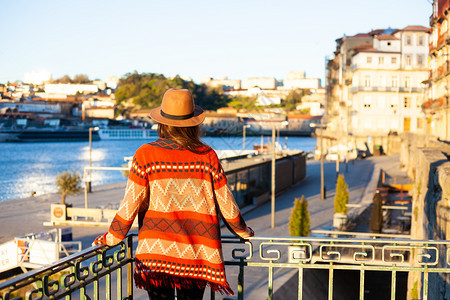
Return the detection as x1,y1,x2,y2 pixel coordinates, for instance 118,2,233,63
369,191,383,233
72,74,91,84
55,170,82,205
53,75,72,84
334,174,349,214
289,195,310,237
284,88,308,111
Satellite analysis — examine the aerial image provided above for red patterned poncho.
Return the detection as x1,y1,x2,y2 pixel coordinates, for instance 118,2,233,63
104,138,253,295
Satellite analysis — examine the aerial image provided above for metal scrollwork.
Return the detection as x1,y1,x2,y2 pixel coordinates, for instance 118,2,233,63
25,288,42,300
90,259,103,274
259,242,281,261
61,272,76,289
42,275,59,296
231,241,253,260
289,244,312,263
75,261,90,281
113,243,126,263
382,246,411,264
416,246,438,266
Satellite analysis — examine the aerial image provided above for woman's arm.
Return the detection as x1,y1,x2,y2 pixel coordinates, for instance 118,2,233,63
210,152,254,239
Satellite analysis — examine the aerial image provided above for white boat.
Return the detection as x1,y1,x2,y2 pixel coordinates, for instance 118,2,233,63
98,128,158,140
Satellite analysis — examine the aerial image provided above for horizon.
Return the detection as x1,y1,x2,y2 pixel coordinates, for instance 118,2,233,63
0,0,431,84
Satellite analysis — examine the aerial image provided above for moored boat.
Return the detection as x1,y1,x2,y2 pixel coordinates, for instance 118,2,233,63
0,128,100,142
98,128,157,140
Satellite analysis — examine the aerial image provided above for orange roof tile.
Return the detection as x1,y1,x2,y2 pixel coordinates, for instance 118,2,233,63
375,34,399,40
348,33,371,39
402,25,430,32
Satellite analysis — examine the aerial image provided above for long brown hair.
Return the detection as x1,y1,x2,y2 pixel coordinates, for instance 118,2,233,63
157,123,209,153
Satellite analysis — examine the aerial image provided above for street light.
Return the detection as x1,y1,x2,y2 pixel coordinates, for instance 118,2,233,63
310,122,327,200
87,126,99,193
271,121,289,228
243,124,251,150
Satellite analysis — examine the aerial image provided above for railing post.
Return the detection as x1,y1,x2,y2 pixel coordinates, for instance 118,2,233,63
127,235,134,299
391,269,397,299
268,260,274,300
238,257,245,300
359,267,365,300
298,266,304,300
328,262,334,300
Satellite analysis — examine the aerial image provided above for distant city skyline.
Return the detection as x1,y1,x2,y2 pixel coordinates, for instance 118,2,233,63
0,0,431,84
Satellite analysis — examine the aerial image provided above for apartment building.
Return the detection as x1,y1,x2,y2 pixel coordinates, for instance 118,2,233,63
327,26,430,136
427,0,450,140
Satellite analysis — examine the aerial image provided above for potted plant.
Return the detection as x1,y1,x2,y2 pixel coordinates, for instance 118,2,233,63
51,170,81,221
288,195,310,263
333,174,349,229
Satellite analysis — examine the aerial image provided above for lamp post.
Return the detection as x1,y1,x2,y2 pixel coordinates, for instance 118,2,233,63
243,124,250,150
271,124,276,228
310,122,327,200
87,126,99,193
271,121,289,228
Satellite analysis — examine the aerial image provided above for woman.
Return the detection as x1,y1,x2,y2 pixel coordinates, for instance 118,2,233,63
93,88,254,300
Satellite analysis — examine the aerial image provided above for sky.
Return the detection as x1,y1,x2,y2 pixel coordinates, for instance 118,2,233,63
0,0,432,85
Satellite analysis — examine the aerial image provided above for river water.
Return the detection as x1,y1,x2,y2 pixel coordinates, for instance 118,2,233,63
0,136,316,202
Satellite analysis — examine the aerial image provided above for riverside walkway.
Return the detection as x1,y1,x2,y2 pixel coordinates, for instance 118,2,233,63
0,154,406,299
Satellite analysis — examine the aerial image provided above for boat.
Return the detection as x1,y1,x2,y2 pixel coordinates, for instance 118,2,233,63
0,127,100,142
97,128,157,140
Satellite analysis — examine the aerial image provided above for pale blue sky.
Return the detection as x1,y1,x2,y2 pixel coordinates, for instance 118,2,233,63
0,0,431,84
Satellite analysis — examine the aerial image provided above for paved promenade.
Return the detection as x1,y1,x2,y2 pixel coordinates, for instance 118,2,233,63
0,154,407,299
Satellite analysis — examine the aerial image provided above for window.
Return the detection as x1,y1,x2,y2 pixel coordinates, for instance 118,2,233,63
404,76,411,88
391,76,398,88
364,96,372,108
378,96,386,108
417,117,423,129
379,56,384,64
390,97,398,108
418,35,425,46
417,54,424,66
367,56,372,63
404,97,411,108
391,57,397,64
364,76,371,87
406,35,412,46
405,55,412,66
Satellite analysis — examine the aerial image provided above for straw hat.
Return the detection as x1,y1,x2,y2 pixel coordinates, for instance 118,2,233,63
150,88,205,127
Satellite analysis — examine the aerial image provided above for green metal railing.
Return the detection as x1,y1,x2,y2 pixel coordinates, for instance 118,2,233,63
1,234,450,300
0,236,134,300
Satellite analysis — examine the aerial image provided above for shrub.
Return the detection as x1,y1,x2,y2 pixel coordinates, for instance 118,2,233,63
55,170,82,205
289,195,310,237
334,174,349,214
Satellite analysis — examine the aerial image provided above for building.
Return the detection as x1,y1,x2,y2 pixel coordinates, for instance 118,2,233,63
426,0,450,140
44,84,99,95
296,88,326,116
200,77,241,90
326,26,430,137
241,77,276,90
283,71,321,90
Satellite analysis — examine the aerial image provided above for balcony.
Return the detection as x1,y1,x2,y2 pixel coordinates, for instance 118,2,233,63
350,86,424,93
1,234,450,300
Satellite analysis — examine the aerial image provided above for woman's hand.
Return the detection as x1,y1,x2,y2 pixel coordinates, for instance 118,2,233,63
247,227,255,237
92,233,107,247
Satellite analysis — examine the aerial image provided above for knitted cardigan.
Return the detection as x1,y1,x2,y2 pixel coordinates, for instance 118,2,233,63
104,138,253,295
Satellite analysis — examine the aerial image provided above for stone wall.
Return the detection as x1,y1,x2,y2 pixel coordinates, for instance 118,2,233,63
400,133,450,300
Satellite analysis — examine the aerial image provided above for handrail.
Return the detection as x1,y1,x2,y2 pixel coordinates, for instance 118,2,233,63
2,234,450,300
0,234,135,300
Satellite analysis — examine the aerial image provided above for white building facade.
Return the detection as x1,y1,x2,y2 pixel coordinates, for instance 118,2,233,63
328,26,429,136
